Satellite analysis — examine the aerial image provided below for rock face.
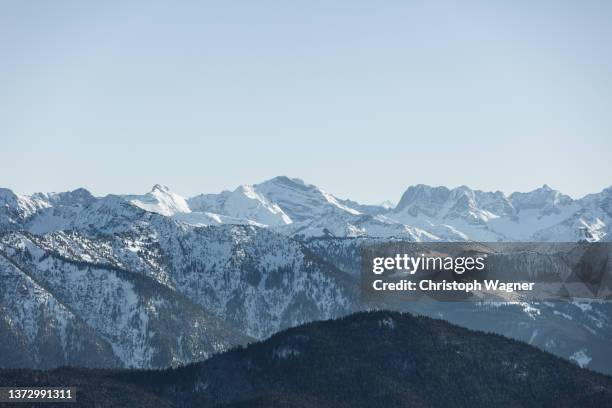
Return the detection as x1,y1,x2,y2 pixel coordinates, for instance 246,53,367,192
0,178,611,373
2,311,612,408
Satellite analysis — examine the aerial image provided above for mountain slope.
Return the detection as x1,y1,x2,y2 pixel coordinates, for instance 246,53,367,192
1,311,611,408
188,184,292,226
0,195,357,368
125,184,191,217
0,232,251,369
14,216,357,340
0,252,120,369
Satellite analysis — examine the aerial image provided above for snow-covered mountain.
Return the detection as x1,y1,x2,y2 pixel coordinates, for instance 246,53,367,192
0,188,50,232
188,184,292,226
125,184,191,217
0,233,250,369
189,180,608,242
4,178,610,242
388,184,609,242
0,194,355,369
1,178,612,373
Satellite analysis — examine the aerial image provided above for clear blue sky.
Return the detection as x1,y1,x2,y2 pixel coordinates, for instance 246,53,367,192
1,1,611,203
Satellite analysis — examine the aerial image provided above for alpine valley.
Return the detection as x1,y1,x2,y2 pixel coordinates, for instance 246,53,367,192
1,177,611,376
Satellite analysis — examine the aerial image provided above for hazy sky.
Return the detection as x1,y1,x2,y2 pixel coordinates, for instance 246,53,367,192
1,1,611,204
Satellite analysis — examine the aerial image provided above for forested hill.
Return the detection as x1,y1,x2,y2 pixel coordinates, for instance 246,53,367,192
2,311,612,408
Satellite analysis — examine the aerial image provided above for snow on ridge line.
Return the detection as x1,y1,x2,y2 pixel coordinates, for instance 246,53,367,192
125,185,191,217
1,179,611,241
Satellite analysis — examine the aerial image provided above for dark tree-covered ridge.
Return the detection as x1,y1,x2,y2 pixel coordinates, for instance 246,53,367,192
1,310,611,408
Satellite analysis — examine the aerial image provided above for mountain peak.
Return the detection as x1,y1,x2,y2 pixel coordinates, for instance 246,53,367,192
123,185,191,216
41,188,96,207
509,184,573,213
264,176,308,188
151,184,170,193
379,200,395,210
185,183,292,226
394,184,451,213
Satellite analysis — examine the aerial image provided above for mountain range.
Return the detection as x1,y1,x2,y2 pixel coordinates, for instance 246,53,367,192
3,176,610,242
0,177,611,374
